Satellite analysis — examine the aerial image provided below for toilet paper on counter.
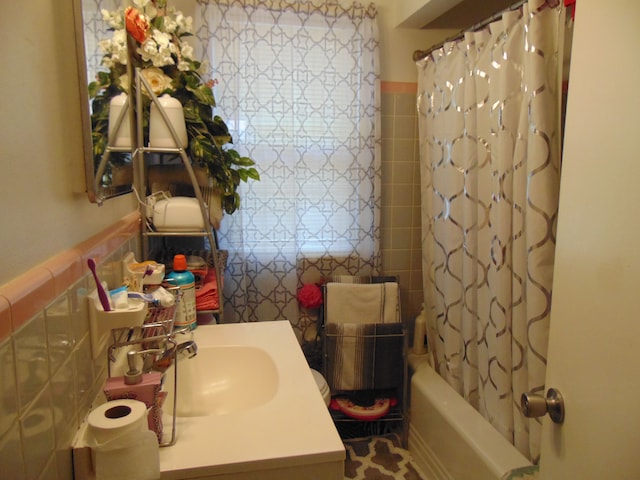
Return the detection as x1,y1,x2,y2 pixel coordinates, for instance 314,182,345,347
86,399,160,480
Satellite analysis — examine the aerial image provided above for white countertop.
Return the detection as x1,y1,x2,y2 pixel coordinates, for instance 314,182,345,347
158,321,345,479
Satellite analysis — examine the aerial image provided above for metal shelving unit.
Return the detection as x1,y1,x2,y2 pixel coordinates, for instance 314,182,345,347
97,67,224,322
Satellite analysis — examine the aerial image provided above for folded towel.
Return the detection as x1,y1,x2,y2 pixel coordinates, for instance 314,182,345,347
324,322,404,391
195,269,219,311
325,282,399,325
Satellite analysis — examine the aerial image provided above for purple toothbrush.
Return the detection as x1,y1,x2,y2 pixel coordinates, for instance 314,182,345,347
87,258,112,312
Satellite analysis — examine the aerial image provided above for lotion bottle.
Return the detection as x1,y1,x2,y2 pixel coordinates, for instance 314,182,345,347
166,254,197,330
413,303,428,355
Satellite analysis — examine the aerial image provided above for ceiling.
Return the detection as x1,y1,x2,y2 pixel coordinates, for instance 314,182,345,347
423,0,517,30
396,0,517,31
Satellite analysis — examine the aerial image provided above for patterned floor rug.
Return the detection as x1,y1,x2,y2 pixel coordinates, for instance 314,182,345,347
343,434,424,480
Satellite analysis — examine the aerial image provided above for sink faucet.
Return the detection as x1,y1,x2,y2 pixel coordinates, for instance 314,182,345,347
151,337,198,372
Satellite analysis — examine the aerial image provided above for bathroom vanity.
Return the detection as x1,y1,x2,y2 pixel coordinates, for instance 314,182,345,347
158,321,345,480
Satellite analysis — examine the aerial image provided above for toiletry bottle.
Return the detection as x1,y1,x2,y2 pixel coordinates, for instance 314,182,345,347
103,350,164,442
166,254,197,330
413,303,428,355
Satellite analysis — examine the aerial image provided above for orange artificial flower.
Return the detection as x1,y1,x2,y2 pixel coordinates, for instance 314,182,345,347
125,6,149,44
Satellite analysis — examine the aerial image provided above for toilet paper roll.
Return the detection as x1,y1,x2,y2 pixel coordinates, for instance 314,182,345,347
88,400,160,480
88,399,147,446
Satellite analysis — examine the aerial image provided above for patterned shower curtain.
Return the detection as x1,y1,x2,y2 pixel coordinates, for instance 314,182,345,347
416,0,564,461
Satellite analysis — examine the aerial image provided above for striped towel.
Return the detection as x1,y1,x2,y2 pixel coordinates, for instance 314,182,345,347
324,322,404,392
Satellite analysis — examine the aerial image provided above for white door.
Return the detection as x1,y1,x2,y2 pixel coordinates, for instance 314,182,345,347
538,1,640,478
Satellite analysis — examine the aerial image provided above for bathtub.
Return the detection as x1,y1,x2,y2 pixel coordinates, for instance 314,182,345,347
408,354,533,480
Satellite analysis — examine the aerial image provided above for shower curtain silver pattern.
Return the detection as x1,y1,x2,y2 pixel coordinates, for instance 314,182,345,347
416,0,563,462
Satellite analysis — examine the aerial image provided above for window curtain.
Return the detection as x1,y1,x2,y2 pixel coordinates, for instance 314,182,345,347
416,0,564,462
194,0,381,341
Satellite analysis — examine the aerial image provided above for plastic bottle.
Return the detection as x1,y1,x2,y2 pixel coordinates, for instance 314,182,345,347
413,303,428,355
166,254,197,330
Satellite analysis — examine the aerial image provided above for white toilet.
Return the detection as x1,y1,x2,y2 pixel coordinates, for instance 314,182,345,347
311,369,331,406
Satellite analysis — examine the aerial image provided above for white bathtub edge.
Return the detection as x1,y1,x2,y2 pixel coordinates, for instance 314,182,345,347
409,363,533,480
408,423,453,480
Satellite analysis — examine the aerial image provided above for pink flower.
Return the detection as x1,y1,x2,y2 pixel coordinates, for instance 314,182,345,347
297,283,323,309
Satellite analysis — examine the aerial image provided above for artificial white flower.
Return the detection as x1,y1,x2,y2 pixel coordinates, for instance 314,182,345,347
145,4,158,19
133,0,150,8
152,52,174,68
118,74,130,92
163,17,178,34
113,29,127,44
99,29,129,68
181,43,194,59
175,13,192,33
98,39,112,54
101,8,123,29
140,40,159,64
140,67,174,95
114,47,129,66
152,30,172,48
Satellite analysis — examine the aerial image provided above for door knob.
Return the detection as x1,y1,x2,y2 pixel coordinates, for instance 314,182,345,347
520,388,565,424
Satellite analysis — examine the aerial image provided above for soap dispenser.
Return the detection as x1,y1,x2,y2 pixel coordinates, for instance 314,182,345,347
103,350,164,441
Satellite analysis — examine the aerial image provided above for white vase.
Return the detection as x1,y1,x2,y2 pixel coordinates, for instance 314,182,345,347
149,94,188,148
208,188,224,230
108,93,133,148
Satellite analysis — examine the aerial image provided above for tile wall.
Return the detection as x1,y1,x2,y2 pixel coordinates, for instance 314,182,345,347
380,82,424,322
0,212,141,480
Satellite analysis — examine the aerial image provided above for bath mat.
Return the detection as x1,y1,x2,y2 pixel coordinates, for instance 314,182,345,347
343,434,424,480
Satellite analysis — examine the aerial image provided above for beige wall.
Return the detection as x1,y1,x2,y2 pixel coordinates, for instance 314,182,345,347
0,0,136,286
376,0,456,81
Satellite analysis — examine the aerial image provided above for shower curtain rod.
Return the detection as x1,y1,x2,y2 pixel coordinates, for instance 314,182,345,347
412,0,549,62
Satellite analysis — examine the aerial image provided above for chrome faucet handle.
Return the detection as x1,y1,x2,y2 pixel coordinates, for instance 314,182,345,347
150,339,198,372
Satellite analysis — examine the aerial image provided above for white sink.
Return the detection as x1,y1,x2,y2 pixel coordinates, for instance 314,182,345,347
164,345,279,416
158,321,344,480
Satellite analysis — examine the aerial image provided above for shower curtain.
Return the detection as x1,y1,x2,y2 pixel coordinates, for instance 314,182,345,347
416,0,564,462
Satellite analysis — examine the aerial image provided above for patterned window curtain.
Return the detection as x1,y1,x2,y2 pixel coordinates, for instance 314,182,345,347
416,0,564,462
194,0,381,341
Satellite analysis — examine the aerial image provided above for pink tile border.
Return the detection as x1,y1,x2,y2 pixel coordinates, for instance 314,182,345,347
0,296,11,340
46,249,84,296
2,267,55,332
0,211,141,341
